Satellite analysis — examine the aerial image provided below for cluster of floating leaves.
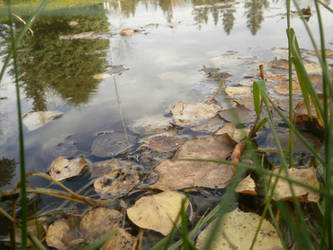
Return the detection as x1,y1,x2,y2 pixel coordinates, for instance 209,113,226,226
15,46,332,249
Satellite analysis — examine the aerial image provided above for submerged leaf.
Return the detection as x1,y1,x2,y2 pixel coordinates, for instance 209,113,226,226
23,111,63,131
196,208,283,250
49,156,88,181
127,191,188,235
170,101,222,127
130,115,173,135
146,135,186,153
80,208,122,243
268,167,319,202
219,106,256,124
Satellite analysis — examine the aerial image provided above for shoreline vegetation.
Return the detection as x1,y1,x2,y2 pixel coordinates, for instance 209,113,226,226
0,0,332,249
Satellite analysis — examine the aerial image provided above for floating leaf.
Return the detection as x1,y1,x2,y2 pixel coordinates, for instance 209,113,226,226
145,135,186,153
274,81,302,95
127,191,188,235
150,135,235,190
46,217,82,249
49,156,88,181
80,208,122,243
91,133,136,158
215,123,250,143
90,159,143,178
191,116,224,133
120,28,140,36
196,208,283,250
225,86,252,97
102,226,135,250
23,111,63,131
235,175,256,195
130,115,173,135
170,101,222,127
94,167,140,198
268,167,319,202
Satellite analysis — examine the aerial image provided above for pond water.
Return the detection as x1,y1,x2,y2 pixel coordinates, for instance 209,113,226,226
0,0,332,190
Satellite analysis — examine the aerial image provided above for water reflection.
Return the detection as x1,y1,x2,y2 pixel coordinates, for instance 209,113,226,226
245,0,269,35
1,5,110,110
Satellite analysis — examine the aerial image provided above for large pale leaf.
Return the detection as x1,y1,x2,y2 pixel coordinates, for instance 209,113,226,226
80,208,122,243
23,111,63,131
196,208,283,250
127,191,188,235
49,156,88,181
170,101,222,127
268,167,319,202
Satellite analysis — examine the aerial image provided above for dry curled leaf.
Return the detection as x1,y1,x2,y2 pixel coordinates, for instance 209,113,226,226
49,156,88,181
80,208,122,243
127,191,188,235
196,208,283,250
268,167,319,202
170,101,222,127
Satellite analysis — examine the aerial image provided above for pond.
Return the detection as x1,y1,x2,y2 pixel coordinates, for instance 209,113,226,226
0,0,332,248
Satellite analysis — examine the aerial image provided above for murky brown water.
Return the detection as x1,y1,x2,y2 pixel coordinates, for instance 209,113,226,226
0,0,332,189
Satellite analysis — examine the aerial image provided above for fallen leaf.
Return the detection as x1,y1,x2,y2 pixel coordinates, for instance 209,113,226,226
174,134,235,160
235,175,256,195
102,226,135,250
23,111,63,131
49,156,88,181
215,123,250,143
225,86,252,97
94,167,140,198
219,106,256,124
268,167,319,202
127,191,188,235
120,28,140,36
80,208,122,243
130,115,173,135
89,159,143,178
91,133,136,158
191,116,224,133
304,62,322,74
150,160,235,190
274,81,302,95
150,134,235,190
46,217,82,249
145,135,186,153
196,208,283,250
231,140,247,163
171,101,222,127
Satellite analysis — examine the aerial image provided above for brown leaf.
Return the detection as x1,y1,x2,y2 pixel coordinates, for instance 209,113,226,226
80,208,122,243
127,191,188,235
102,226,135,250
150,160,234,190
46,217,82,249
274,81,302,95
90,159,143,178
49,156,88,181
146,135,186,153
231,141,246,163
196,208,283,250
170,101,222,127
269,167,320,202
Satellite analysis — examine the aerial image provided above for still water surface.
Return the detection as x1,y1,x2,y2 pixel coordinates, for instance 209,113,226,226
0,0,332,188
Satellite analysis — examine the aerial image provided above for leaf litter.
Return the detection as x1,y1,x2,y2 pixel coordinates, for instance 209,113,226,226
49,156,88,181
